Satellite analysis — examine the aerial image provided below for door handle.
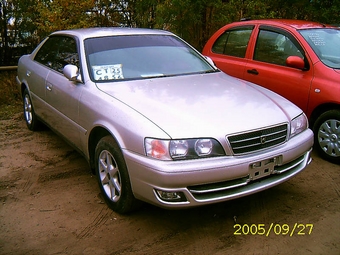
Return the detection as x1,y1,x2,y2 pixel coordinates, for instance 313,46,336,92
26,70,31,77
46,83,53,91
247,69,259,75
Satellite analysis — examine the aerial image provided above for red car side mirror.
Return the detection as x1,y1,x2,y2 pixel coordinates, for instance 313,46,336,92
286,56,305,70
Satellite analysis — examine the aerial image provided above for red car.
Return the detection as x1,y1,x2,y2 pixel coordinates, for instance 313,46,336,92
203,19,340,164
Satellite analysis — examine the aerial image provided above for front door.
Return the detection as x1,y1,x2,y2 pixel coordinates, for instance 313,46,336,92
243,27,313,112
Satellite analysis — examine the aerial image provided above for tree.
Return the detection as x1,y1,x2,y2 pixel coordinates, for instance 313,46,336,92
89,0,127,27
34,0,95,38
124,0,158,28
1,0,14,65
2,0,340,65
154,0,231,50
309,0,340,24
11,0,40,49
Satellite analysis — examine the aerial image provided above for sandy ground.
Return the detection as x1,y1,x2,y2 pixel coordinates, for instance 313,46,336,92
0,109,339,255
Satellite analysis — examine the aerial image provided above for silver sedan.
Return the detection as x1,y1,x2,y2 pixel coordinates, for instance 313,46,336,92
16,28,314,213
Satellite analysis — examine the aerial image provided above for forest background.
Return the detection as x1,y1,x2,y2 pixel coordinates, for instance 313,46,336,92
1,0,340,65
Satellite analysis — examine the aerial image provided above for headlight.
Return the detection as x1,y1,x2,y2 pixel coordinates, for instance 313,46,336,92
145,138,225,160
170,140,189,158
195,139,213,156
290,113,308,138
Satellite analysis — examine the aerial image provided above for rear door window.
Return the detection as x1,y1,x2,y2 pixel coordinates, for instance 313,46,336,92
212,26,254,58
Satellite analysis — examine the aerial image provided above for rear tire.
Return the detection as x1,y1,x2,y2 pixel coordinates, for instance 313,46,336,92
94,136,140,213
23,88,42,131
313,110,340,164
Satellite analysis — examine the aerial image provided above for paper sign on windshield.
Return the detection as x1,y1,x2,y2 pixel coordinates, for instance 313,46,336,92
92,64,124,80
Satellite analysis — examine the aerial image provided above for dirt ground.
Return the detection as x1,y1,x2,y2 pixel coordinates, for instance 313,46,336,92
0,107,339,255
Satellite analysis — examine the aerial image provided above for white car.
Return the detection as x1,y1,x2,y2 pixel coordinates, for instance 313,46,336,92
17,27,314,213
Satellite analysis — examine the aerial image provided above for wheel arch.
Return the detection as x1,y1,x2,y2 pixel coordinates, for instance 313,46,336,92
88,126,121,174
309,103,340,130
19,81,29,97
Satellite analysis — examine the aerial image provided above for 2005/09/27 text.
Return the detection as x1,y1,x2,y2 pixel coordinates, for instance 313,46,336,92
234,223,314,236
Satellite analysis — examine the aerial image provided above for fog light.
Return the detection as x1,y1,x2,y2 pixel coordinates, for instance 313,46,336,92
155,190,187,202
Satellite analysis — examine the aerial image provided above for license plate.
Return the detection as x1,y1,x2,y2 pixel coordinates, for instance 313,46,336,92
249,157,277,180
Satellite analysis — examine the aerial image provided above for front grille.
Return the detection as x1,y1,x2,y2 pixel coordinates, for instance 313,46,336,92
227,124,288,154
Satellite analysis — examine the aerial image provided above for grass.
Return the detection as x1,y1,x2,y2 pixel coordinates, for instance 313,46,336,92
0,71,22,120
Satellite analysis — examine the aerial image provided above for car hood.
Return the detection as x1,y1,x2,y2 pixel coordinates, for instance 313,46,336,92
96,72,300,138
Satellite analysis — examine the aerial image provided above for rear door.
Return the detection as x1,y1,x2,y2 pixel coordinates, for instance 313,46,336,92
206,26,255,79
243,26,313,112
26,38,52,116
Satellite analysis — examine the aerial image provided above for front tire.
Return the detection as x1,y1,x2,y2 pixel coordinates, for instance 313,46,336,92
94,136,140,213
313,110,340,164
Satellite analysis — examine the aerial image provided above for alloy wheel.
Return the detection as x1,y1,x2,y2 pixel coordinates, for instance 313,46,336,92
98,149,122,202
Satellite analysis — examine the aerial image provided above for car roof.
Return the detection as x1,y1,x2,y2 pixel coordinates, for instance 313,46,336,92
231,19,335,30
51,27,173,40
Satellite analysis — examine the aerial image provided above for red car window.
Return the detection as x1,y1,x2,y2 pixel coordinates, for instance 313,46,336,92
212,27,253,58
254,30,304,66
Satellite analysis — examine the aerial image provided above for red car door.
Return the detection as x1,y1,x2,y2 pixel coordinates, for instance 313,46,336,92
243,26,314,113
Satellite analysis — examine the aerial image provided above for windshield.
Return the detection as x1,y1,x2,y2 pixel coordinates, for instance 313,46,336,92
85,35,215,82
299,28,340,69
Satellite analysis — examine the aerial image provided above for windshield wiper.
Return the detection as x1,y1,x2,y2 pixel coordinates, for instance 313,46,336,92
202,69,220,74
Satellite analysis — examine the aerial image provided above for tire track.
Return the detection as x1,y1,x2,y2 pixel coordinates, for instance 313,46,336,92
22,169,34,193
76,206,112,239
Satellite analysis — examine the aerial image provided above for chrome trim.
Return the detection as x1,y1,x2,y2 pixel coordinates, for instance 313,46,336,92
227,123,288,155
187,150,311,201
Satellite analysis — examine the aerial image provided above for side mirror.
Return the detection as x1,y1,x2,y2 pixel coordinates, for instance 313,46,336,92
63,64,82,82
286,56,305,70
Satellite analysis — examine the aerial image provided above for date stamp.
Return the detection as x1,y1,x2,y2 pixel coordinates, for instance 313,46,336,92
233,223,314,236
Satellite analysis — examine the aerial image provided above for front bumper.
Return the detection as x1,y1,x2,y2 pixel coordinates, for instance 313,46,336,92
124,129,314,209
